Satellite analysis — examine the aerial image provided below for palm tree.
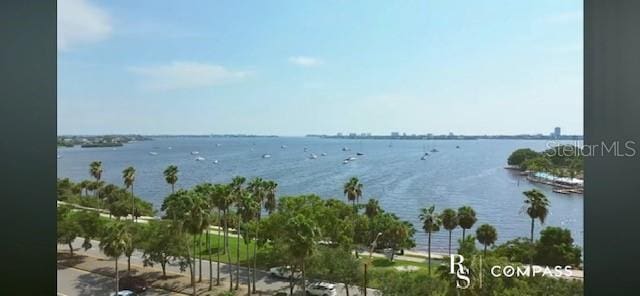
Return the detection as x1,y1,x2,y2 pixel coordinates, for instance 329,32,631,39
211,184,231,286
163,165,179,193
230,176,246,290
343,177,363,206
263,180,278,215
247,177,264,293
419,205,441,274
184,191,208,296
99,221,132,295
457,206,477,240
78,180,91,197
122,166,136,221
365,198,381,219
440,208,458,256
238,192,259,294
89,161,103,196
523,189,550,242
476,224,497,256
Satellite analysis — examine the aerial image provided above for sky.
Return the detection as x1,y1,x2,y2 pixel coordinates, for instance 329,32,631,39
57,0,583,136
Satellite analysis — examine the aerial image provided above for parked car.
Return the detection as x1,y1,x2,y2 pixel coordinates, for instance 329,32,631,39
110,290,138,296
119,276,149,293
269,266,301,279
306,282,337,296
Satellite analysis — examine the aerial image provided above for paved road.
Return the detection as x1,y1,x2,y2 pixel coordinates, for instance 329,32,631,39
59,239,378,296
57,265,181,296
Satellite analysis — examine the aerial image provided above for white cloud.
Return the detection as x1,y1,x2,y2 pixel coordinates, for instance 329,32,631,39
128,62,249,91
288,56,323,67
57,0,112,52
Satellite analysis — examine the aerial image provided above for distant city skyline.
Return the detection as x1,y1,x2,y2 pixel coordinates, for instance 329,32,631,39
58,0,583,136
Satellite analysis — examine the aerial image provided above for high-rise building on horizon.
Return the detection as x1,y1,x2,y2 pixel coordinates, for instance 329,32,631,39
554,127,561,138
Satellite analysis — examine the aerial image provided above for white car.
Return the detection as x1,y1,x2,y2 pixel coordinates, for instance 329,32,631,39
110,290,138,296
306,282,338,296
269,266,301,279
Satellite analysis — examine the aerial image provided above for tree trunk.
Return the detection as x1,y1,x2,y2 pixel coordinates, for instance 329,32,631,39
301,261,306,294
217,209,221,285
171,183,175,194
530,218,535,243
346,284,350,296
115,257,119,294
226,211,233,292
253,216,259,294
462,228,466,241
246,240,251,294
289,264,295,296
192,234,197,296
448,230,452,256
199,234,202,282
428,231,432,275
235,223,240,290
68,242,74,256
530,218,535,272
484,244,487,256
161,262,166,278
131,185,135,222
127,255,131,271
208,229,212,291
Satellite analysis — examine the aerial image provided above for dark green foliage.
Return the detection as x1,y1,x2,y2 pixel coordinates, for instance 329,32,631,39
508,148,541,166
535,227,582,267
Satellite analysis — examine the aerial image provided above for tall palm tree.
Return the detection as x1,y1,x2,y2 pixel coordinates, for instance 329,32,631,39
476,224,497,256
343,177,363,206
440,208,458,256
263,180,278,215
419,205,441,274
247,177,265,293
89,161,103,196
163,165,179,193
211,184,231,286
238,192,259,294
230,176,246,290
122,166,136,221
99,221,132,295
457,206,477,240
184,191,209,296
523,189,550,242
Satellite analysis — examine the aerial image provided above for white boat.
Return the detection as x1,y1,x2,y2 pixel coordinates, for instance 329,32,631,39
281,145,287,149
342,147,350,151
345,156,357,161
149,152,158,156
262,154,272,159
216,143,221,147
213,160,219,164
421,153,429,160
343,160,350,164
321,152,327,156
191,151,200,155
195,156,205,161
309,153,318,159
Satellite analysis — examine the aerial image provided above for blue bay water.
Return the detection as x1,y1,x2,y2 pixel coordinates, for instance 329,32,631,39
57,137,583,253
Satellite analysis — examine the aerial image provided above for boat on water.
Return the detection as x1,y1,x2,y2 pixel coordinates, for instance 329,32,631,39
216,143,221,147
213,160,219,164
342,147,350,151
345,156,357,161
456,146,460,149
321,152,327,156
262,154,272,159
420,153,429,160
430,148,439,153
191,151,200,155
356,152,364,156
149,152,158,156
195,156,205,161
343,160,350,164
281,145,287,149
309,153,318,159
